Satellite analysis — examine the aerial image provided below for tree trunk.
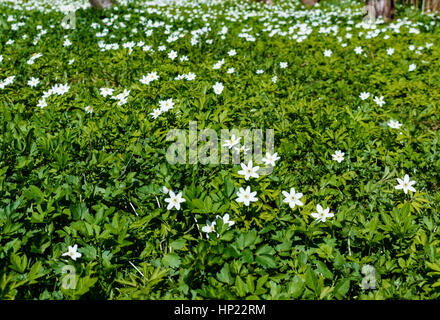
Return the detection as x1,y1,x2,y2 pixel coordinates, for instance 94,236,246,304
428,0,440,11
366,0,395,22
302,0,319,6
89,0,117,10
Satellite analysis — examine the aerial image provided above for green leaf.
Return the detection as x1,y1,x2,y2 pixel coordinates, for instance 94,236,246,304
162,253,181,268
24,186,44,204
70,203,89,220
255,244,275,256
244,229,257,248
28,261,44,284
288,276,304,299
305,268,319,296
224,176,234,197
235,276,246,297
242,248,254,263
217,264,233,285
255,274,269,294
255,255,276,268
316,261,333,279
10,253,27,273
170,238,186,251
334,279,350,299
246,274,255,294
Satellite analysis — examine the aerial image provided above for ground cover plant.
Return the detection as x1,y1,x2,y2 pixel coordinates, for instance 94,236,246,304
0,0,440,300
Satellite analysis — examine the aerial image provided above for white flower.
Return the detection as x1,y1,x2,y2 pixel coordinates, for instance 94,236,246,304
359,92,370,100
159,98,174,112
150,108,162,119
222,134,240,149
227,67,235,74
354,46,363,54
395,174,416,194
323,49,332,57
37,99,47,108
185,72,196,81
388,119,402,129
56,83,70,95
140,75,150,84
140,71,159,85
162,186,170,194
68,59,75,65
164,191,186,210
213,82,224,95
408,45,415,51
271,75,278,83
237,160,260,181
332,150,345,163
149,72,159,81
201,220,217,238
62,244,82,261
100,88,114,97
158,45,166,51
27,77,40,87
0,55,3,63
85,105,93,114
282,187,304,209
30,52,42,60
234,145,250,155
215,213,235,227
387,48,394,55
236,186,258,206
3,76,15,86
190,37,198,46
228,49,236,56
41,90,51,99
280,62,288,69
113,89,130,101
63,39,72,47
168,50,178,60
408,64,416,72
117,97,128,106
373,96,385,107
213,60,224,69
26,53,43,65
311,204,334,222
261,152,280,166
256,69,264,74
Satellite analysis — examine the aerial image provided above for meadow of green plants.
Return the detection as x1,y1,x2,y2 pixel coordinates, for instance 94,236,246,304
1,0,440,300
